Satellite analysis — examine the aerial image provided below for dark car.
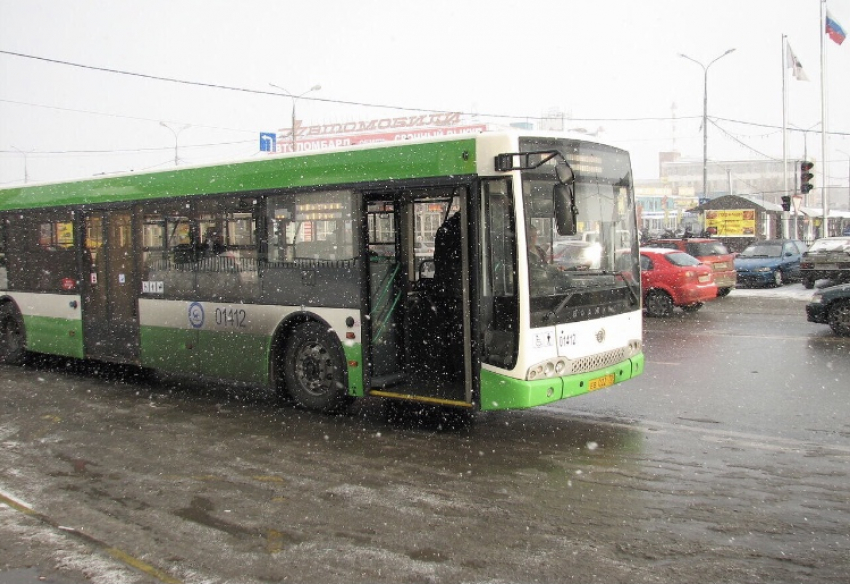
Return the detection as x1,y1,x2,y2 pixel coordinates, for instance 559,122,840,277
645,237,736,296
806,282,850,336
734,239,808,287
800,236,850,289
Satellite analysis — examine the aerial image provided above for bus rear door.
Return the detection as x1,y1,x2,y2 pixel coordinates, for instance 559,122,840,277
81,210,141,362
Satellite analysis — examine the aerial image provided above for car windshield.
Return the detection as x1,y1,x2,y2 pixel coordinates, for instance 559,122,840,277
740,244,782,258
808,237,850,253
686,242,729,256
665,251,701,267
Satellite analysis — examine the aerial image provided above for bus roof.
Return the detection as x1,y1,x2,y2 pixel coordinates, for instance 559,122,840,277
0,130,628,212
0,133,482,211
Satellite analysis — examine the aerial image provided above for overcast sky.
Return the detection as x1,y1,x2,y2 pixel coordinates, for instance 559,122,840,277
1,0,848,197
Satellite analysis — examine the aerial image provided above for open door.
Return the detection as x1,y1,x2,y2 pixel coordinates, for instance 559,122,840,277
365,187,473,407
81,210,140,362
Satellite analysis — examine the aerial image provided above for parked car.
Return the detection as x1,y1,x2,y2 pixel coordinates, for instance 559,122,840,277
645,237,736,296
805,282,850,336
734,239,808,287
639,247,718,317
800,236,850,289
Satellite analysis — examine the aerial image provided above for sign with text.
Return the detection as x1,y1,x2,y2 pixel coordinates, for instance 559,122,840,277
704,209,756,236
275,124,487,154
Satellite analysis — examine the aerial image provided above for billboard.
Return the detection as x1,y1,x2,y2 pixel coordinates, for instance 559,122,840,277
704,209,756,237
274,124,488,154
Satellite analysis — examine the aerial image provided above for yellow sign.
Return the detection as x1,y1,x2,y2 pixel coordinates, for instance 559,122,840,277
704,209,756,236
55,222,74,247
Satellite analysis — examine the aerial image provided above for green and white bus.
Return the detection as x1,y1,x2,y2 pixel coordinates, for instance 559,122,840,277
0,131,643,413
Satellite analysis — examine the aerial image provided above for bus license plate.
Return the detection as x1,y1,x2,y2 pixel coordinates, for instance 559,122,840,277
588,373,615,391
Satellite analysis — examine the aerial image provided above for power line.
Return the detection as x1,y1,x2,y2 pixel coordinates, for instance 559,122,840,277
0,49,698,123
0,138,254,156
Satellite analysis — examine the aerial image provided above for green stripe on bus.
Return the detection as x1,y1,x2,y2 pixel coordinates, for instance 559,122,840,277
139,325,365,396
22,315,84,359
479,353,644,411
342,343,364,397
0,140,478,211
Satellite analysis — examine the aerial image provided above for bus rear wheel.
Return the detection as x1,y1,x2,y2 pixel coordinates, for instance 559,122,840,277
283,322,351,413
0,304,27,365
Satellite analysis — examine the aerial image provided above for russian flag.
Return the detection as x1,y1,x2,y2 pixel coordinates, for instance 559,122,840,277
826,10,846,45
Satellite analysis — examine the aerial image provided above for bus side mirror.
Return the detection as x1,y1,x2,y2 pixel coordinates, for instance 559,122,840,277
554,184,577,236
556,163,574,185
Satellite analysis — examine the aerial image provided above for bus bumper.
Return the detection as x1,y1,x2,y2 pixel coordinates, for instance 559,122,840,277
479,353,645,411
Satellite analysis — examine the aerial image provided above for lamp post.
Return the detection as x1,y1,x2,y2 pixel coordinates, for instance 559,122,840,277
159,121,190,166
840,150,850,211
269,83,322,151
11,147,30,183
679,48,736,201
792,193,803,239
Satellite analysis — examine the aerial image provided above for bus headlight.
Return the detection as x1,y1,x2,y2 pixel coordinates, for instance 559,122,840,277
526,341,641,381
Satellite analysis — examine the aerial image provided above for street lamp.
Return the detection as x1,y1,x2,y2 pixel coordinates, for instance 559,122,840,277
679,48,736,200
11,147,31,183
159,121,190,166
269,83,322,151
839,150,850,211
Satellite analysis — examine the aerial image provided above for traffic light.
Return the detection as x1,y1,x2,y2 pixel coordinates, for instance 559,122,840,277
781,196,791,211
800,160,814,194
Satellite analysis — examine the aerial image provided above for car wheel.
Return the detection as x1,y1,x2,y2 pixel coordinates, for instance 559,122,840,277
0,304,27,365
803,277,815,289
772,270,783,287
645,290,674,317
828,299,850,337
716,287,732,297
283,321,352,413
681,303,703,313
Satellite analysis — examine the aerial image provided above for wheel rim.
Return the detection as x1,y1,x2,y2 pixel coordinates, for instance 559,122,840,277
646,291,672,315
293,340,336,397
831,302,850,334
774,271,782,286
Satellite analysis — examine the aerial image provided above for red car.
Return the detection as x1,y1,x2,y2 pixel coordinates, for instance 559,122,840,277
640,247,718,316
644,237,736,296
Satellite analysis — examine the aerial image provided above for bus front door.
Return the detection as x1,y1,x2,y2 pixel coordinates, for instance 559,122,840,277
81,211,141,362
366,192,472,407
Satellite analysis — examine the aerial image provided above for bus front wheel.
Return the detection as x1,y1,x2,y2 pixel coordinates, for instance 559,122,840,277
283,322,351,413
0,304,27,365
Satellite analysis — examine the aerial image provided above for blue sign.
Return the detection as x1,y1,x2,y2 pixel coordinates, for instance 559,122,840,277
188,302,205,329
260,132,277,152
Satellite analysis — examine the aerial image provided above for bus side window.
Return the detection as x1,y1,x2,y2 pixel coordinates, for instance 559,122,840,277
5,211,77,292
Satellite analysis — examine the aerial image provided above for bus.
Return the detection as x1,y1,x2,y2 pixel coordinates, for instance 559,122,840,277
0,131,644,413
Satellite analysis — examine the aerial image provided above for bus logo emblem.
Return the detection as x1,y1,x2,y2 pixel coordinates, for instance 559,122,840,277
596,329,606,343
188,302,205,329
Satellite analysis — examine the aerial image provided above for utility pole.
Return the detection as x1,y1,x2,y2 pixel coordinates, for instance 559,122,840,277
159,122,190,166
679,49,736,200
12,147,30,183
269,83,322,151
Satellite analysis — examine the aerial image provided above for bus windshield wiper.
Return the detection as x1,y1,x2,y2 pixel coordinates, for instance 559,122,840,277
545,292,577,322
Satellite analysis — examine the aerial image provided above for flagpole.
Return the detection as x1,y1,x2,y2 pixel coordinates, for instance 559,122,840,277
820,0,829,234
782,34,791,237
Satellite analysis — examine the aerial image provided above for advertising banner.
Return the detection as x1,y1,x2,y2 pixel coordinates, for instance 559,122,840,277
704,209,756,236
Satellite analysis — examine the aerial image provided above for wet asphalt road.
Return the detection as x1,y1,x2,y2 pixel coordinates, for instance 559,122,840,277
1,286,849,584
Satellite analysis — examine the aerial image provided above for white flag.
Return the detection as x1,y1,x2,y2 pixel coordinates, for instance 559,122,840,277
786,43,809,81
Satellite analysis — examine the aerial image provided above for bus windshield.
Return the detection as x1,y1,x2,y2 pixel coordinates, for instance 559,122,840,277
520,138,640,322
